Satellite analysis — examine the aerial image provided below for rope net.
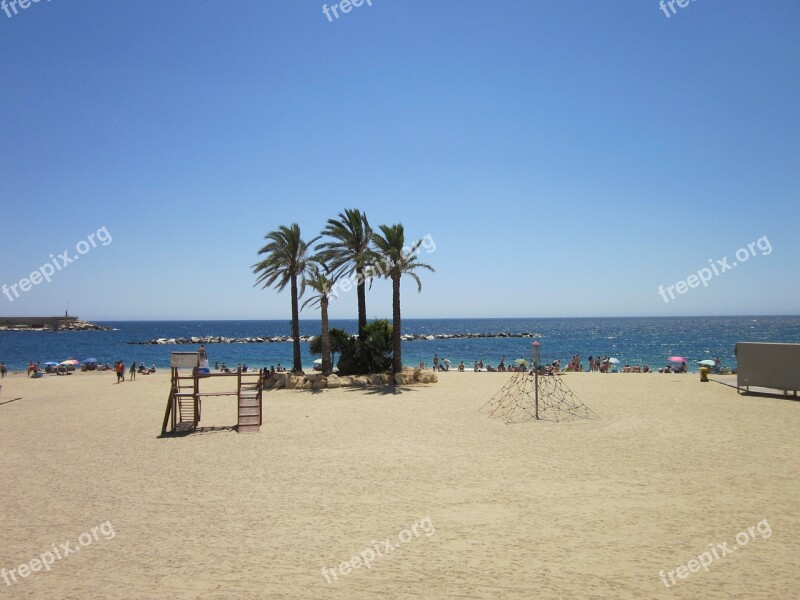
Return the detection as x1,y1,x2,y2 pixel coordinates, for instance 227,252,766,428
479,371,598,424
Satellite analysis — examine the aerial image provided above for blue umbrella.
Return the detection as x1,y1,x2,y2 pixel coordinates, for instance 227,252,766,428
83,358,98,364
44,361,59,366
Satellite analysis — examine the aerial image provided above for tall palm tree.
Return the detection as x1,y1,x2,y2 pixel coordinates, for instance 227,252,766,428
371,224,434,376
253,224,318,373
316,209,373,340
301,264,336,375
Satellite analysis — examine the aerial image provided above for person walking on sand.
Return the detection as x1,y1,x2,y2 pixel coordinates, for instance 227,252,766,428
433,354,439,372
0,362,6,379
129,362,136,381
115,361,125,383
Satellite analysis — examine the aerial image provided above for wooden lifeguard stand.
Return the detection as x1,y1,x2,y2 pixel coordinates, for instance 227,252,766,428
161,352,264,435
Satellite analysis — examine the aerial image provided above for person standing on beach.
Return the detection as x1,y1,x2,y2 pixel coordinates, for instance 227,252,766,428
0,362,6,379
198,344,210,374
115,361,125,383
129,362,136,381
433,354,439,372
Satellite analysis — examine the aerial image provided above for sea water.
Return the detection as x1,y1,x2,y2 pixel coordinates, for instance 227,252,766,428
0,316,798,372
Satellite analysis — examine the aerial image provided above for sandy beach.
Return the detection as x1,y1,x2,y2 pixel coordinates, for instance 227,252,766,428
1,371,798,599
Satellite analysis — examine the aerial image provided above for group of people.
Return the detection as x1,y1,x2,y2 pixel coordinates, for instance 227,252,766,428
113,361,132,383
561,355,675,374
423,353,716,375
568,355,610,372
113,361,156,383
474,357,529,372
430,355,452,371
2,360,158,380
213,362,283,373
426,355,533,373
427,355,535,373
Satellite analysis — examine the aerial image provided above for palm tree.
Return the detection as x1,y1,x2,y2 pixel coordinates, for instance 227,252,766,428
316,209,373,340
301,264,336,374
253,224,318,373
309,327,350,371
371,224,434,376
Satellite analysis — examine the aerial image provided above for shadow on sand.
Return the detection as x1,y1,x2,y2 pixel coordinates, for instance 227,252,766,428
345,385,418,396
712,378,799,402
158,425,238,439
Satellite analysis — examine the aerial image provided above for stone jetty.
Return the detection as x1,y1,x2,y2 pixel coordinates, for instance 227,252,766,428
128,332,543,345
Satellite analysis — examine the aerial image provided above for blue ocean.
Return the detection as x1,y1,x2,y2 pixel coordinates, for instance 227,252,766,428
1,316,799,372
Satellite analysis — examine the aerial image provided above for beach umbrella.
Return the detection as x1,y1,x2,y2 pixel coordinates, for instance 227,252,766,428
83,358,98,364
667,356,686,363
60,359,80,365
514,358,529,366
312,358,322,365
608,358,620,364
698,360,715,366
43,361,59,366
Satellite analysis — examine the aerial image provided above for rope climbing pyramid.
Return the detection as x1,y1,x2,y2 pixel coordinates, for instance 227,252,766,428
479,370,598,423
479,341,599,424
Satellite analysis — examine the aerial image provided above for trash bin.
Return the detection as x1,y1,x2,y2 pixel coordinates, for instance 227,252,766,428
700,366,709,382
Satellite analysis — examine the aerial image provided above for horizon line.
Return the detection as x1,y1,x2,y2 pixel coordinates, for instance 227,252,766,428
50,314,800,322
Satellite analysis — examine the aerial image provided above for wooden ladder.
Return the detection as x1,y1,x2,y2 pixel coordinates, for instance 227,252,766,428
237,370,263,433
161,367,200,434
175,392,197,431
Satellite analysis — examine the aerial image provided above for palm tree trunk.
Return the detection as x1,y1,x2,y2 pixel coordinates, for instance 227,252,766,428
392,273,402,375
290,275,302,373
356,266,367,340
321,297,331,374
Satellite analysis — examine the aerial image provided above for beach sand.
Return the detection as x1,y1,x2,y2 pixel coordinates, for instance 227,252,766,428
1,371,798,599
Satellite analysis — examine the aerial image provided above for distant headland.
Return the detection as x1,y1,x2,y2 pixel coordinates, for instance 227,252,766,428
0,316,109,331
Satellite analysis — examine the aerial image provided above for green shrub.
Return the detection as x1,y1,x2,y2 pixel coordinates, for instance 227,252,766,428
336,320,393,375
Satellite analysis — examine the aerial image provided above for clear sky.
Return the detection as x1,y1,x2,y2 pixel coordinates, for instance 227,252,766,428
1,0,798,320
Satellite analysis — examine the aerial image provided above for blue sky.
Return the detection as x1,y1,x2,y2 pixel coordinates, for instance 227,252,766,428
0,0,798,320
